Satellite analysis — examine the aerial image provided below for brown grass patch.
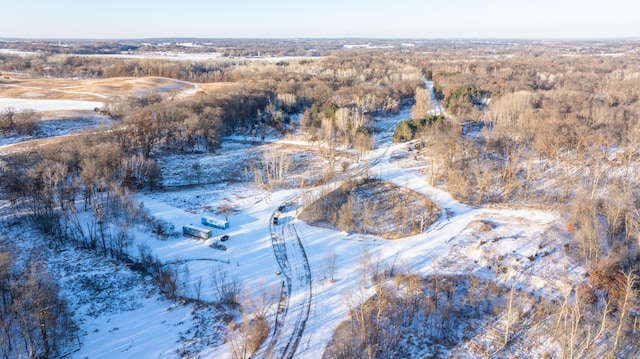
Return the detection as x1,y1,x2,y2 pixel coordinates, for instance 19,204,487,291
467,220,497,232
196,82,236,93
0,76,207,101
0,132,82,155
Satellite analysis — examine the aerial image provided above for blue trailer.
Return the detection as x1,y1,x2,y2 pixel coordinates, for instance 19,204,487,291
201,216,229,230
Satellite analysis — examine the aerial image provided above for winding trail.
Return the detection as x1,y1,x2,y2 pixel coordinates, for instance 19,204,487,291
264,203,312,359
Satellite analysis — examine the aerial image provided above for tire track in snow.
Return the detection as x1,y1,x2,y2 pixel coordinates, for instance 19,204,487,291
263,205,312,359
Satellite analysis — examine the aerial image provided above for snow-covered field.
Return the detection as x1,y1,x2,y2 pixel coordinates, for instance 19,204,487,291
0,97,103,112
54,247,197,359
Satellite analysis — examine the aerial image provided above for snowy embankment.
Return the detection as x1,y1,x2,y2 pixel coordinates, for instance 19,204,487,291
0,97,103,112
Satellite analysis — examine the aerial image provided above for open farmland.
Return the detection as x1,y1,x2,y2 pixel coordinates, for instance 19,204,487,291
0,76,203,102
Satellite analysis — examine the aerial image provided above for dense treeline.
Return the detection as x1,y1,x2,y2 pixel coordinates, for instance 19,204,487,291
0,39,346,57
0,53,241,82
0,43,426,238
112,87,271,155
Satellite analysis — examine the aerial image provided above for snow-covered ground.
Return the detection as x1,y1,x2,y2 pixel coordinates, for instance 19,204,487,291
103,137,565,358
69,184,294,358
0,97,103,112
0,76,576,358
56,249,196,359
74,99,568,358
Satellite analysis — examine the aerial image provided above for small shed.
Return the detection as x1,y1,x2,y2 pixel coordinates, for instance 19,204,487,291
183,224,212,239
201,216,230,230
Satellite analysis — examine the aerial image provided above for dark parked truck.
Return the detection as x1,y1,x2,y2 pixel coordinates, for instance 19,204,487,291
183,224,212,239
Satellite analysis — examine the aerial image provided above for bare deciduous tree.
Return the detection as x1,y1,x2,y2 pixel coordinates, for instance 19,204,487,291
255,149,291,191
227,317,269,359
325,250,337,283
412,86,433,119
210,266,242,306
610,271,638,359
244,279,279,320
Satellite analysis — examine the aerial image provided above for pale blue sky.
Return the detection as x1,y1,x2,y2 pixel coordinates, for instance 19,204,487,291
0,0,637,39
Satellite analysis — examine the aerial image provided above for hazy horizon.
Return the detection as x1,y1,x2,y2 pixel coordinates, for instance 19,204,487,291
1,0,638,40
2,36,639,41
